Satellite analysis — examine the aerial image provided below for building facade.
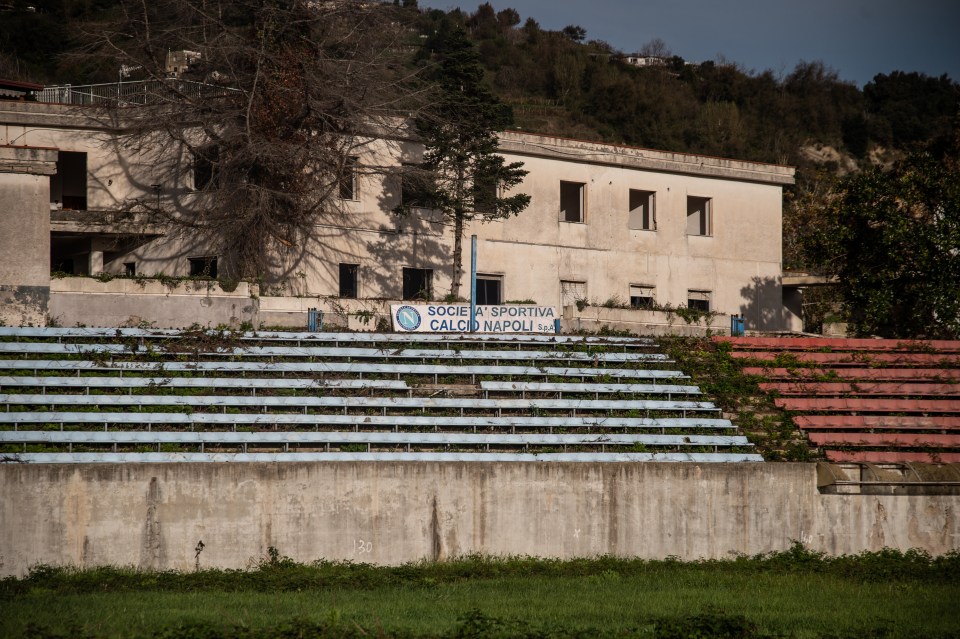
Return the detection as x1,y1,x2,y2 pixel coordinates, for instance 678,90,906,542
0,92,795,330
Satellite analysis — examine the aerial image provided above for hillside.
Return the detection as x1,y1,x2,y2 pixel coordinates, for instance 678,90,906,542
2,2,957,172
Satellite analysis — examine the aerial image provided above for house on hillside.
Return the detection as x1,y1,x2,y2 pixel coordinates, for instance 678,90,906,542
0,80,796,331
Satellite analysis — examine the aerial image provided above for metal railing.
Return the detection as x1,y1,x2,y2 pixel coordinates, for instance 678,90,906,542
36,79,238,106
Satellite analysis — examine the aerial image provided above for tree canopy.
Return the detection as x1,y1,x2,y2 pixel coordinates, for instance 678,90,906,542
404,27,530,300
806,136,960,338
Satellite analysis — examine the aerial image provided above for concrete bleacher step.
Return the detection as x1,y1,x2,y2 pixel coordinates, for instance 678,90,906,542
1,412,739,432
742,367,960,381
730,351,960,366
719,336,960,464
0,328,759,463
794,415,960,431
759,382,960,397
715,336,960,353
6,451,765,463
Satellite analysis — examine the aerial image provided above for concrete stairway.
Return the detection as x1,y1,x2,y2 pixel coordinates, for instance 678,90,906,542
0,327,761,463
716,336,960,463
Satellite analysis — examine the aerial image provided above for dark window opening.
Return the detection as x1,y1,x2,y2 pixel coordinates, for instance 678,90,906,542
400,165,434,209
687,290,711,312
402,268,432,301
52,258,75,275
189,256,218,278
629,190,656,230
687,196,712,236
339,156,358,200
630,285,655,309
193,146,219,191
50,151,87,210
339,263,359,298
475,275,502,305
124,262,136,276
472,170,498,215
560,181,585,223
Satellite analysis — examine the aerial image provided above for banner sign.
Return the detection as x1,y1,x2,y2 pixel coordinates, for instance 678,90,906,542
391,304,558,334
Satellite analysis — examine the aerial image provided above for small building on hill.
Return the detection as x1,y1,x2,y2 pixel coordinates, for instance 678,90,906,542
0,81,796,331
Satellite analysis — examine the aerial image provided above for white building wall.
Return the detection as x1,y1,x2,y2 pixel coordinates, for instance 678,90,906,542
1,101,794,330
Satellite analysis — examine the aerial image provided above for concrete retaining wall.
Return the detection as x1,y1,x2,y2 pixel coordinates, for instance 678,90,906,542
562,305,732,336
44,278,739,336
1,462,957,576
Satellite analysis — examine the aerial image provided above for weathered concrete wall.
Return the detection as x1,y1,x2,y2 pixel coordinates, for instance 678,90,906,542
45,279,738,335
48,278,259,328
0,146,57,326
561,305,732,337
1,462,956,576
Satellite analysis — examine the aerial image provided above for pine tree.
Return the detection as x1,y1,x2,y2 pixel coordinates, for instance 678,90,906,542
409,27,530,300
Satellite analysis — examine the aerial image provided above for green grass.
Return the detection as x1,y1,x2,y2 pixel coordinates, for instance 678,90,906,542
3,548,958,638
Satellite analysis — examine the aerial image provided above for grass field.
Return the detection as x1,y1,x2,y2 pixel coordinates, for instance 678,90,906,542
3,547,958,638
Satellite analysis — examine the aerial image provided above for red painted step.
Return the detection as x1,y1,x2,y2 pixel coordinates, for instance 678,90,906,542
758,382,960,397
807,432,960,447
731,351,960,365
742,367,960,381
826,450,960,463
794,415,960,431
715,336,960,353
774,398,960,413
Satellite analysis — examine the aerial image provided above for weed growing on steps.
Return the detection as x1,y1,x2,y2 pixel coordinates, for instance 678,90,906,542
657,336,815,461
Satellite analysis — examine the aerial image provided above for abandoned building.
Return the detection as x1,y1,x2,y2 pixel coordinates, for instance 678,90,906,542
0,80,796,331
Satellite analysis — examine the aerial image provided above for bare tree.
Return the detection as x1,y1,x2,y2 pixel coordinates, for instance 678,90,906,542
639,38,671,59
81,0,423,278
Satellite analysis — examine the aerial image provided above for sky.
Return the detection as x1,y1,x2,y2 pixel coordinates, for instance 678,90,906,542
416,0,960,87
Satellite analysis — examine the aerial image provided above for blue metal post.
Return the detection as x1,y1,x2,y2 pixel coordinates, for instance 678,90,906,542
470,234,477,333
731,315,744,336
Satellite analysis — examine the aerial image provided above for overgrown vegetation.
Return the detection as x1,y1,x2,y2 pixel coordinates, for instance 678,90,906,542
659,337,813,460
3,546,958,638
801,137,960,339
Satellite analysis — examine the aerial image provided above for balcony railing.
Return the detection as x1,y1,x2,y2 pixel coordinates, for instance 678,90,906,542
37,79,238,106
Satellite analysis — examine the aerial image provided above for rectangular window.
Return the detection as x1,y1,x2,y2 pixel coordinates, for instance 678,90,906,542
629,285,655,309
402,267,433,301
687,290,711,312
188,256,218,278
686,196,712,236
472,170,498,215
339,263,359,298
400,165,433,209
50,151,87,210
628,190,656,230
475,275,502,305
124,262,136,277
559,181,585,223
339,156,358,200
560,280,586,307
192,146,219,190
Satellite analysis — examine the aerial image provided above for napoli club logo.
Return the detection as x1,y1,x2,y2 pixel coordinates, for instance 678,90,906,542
395,305,422,331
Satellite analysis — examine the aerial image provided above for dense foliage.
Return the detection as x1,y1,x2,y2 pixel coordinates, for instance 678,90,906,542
404,5,959,170
5,2,957,169
5,547,958,638
804,137,960,338
4,544,957,598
